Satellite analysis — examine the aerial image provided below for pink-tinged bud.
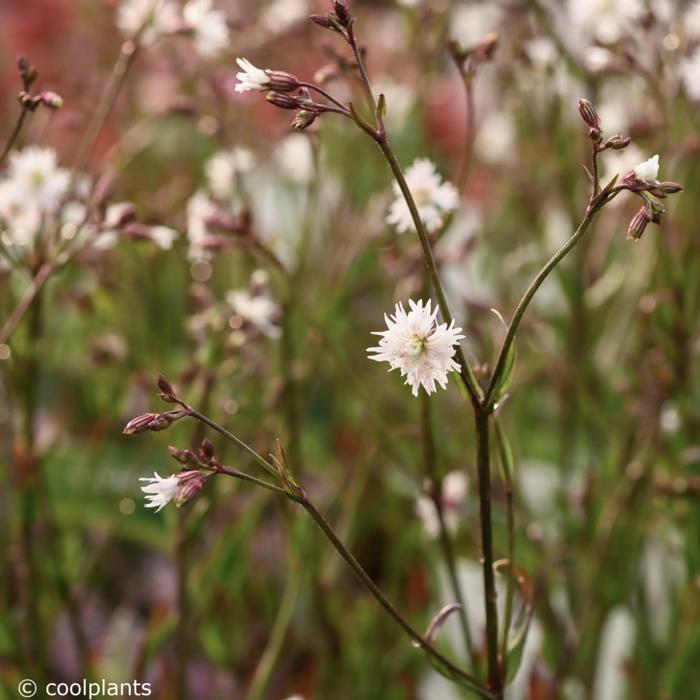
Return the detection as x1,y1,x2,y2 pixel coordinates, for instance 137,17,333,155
578,99,600,129
657,181,683,194
265,70,301,93
292,110,317,131
309,14,335,29
266,91,300,110
39,91,63,109
169,446,201,468
473,32,499,62
200,438,215,462
333,0,351,26
123,410,186,434
174,470,208,507
158,374,177,402
627,207,651,241
589,127,603,143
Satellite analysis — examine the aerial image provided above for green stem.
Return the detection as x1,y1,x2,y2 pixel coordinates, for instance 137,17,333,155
475,409,501,694
0,105,30,164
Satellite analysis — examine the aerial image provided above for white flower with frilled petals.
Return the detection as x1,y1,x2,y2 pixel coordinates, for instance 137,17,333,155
117,0,179,45
386,159,458,234
634,154,659,182
234,58,271,93
183,0,229,58
227,287,281,338
8,146,69,211
416,471,468,538
139,472,180,511
368,299,464,397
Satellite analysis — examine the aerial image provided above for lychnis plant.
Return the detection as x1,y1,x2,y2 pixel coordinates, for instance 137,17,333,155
123,2,683,697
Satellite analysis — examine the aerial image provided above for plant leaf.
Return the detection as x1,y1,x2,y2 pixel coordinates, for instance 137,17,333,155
490,308,516,404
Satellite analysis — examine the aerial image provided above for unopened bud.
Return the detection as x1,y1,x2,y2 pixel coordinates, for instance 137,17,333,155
174,470,208,507
474,32,499,62
578,99,600,129
123,410,185,434
266,91,300,110
605,135,632,150
292,110,317,130
589,127,602,143
169,446,201,468
627,207,650,241
265,70,301,93
39,91,63,109
309,14,335,30
158,374,177,402
333,0,351,26
656,181,683,194
200,438,215,462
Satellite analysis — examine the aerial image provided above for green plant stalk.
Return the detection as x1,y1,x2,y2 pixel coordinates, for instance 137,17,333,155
475,409,501,694
0,104,30,164
421,355,477,670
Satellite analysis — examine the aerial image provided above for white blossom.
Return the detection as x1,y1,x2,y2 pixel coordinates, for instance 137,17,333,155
415,471,468,538
633,154,660,182
386,159,458,235
116,0,179,45
205,148,255,199
234,58,271,93
186,191,217,260
183,0,229,58
149,225,178,249
227,287,281,338
7,146,69,212
567,0,644,45
260,0,307,33
139,472,180,511
680,48,700,101
367,299,464,397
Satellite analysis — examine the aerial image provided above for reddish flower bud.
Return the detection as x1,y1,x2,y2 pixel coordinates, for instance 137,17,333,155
266,91,300,110
578,98,600,129
627,207,651,241
265,70,301,93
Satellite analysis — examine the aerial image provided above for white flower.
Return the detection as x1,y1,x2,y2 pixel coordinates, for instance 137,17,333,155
7,146,69,212
139,472,180,511
183,0,229,58
260,0,307,33
117,0,179,45
386,159,458,234
681,48,700,101
275,134,314,183
186,191,217,260
234,58,271,93
150,225,178,249
568,0,644,45
227,287,281,338
633,154,660,182
205,148,255,199
0,179,40,247
367,299,464,397
416,471,468,538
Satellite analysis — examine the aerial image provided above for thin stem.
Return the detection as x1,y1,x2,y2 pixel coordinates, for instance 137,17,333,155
376,136,483,406
475,409,501,694
71,40,138,173
0,105,30,164
346,23,379,122
457,74,475,192
301,497,493,697
214,464,294,500
421,392,477,670
298,82,349,113
591,146,600,197
483,198,613,409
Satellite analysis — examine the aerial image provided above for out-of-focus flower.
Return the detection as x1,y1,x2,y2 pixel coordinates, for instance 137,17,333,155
633,154,660,182
227,272,281,338
260,0,307,33
568,0,644,45
386,159,458,234
659,402,681,435
183,0,229,58
186,191,218,260
450,4,502,48
415,471,468,538
205,148,255,199
117,0,179,45
139,472,180,511
367,299,464,397
680,48,700,101
7,146,69,212
149,225,178,249
475,110,516,165
234,58,271,93
275,134,314,184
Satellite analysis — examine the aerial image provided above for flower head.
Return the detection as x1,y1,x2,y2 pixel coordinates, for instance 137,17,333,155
234,58,271,93
7,146,69,212
367,299,464,397
633,154,660,183
139,472,181,511
116,0,179,45
386,158,458,234
183,0,229,58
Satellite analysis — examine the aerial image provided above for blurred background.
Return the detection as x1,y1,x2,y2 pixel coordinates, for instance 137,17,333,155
1,1,699,698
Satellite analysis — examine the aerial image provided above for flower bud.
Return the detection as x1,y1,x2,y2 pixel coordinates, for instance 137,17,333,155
292,110,317,131
265,70,301,93
266,91,300,110
158,374,177,402
309,14,335,30
200,438,215,462
578,98,600,129
39,91,63,109
605,135,631,150
627,207,651,241
174,470,208,507
169,446,201,468
123,410,186,434
656,181,683,194
333,0,351,26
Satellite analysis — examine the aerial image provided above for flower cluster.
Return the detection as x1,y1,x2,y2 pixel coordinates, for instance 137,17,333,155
367,299,464,397
415,471,468,538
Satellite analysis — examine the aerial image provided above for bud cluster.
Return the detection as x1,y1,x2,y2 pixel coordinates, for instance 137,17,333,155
448,31,499,77
16,57,63,112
